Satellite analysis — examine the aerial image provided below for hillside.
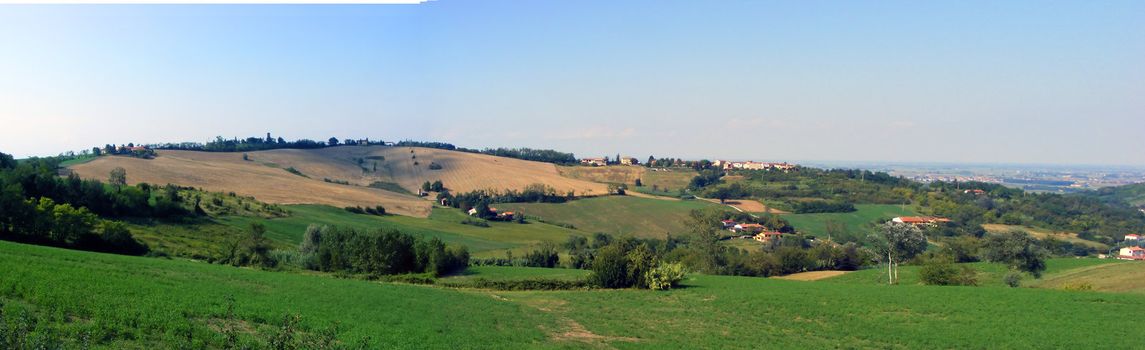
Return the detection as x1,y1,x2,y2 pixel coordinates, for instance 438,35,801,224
5,240,1145,348
982,224,1109,250
1085,182,1145,207
68,146,609,217
502,196,724,239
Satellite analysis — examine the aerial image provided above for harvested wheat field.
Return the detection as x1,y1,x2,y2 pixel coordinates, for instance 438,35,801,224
294,146,610,196
557,165,644,185
68,150,435,216
69,146,610,215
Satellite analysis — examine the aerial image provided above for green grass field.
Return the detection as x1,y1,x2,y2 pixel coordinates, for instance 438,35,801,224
5,241,1144,348
504,196,723,239
781,204,919,241
1030,260,1145,293
217,205,587,258
824,258,1121,287
440,266,591,282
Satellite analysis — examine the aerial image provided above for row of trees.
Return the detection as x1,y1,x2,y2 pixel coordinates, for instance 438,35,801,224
297,225,469,277
394,141,577,165
442,184,572,219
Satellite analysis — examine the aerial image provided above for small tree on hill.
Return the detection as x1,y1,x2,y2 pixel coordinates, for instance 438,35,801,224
869,222,927,285
109,167,127,189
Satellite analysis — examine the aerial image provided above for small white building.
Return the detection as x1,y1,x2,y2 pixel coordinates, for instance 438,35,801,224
1119,246,1145,260
1126,234,1141,241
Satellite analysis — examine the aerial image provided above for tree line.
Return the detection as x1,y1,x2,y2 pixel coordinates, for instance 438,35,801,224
0,152,150,255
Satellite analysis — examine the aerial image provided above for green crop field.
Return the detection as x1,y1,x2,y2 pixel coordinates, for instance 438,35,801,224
504,196,724,239
217,205,587,258
4,240,1144,349
781,204,919,241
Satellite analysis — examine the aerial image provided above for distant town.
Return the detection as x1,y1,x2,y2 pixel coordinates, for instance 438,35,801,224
799,161,1145,193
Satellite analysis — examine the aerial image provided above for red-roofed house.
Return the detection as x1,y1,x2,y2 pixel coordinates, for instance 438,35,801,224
1119,246,1145,260
721,220,737,229
733,223,765,233
1126,234,1141,241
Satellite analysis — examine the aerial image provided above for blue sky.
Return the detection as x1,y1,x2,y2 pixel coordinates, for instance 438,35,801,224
1,1,1142,165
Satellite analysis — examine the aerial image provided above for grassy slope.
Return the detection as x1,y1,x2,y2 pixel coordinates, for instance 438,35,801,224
0,241,554,348
983,223,1110,250
781,204,919,241
824,258,1120,287
218,205,588,257
1032,261,1145,293
6,241,1145,348
504,196,723,239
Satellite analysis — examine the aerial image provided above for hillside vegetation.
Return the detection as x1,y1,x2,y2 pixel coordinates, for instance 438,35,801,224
1085,182,1145,207
4,241,1145,348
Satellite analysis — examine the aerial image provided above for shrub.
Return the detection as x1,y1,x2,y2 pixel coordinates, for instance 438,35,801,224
524,242,560,268
589,244,631,288
428,162,443,170
1004,271,1023,288
646,262,686,290
919,256,978,286
284,167,307,177
344,206,365,214
460,218,490,227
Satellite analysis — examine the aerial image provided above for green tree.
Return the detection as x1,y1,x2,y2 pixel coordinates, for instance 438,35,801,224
869,222,927,285
685,208,725,273
982,230,1049,278
109,167,127,188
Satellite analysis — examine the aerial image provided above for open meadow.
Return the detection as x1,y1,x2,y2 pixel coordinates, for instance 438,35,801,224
503,196,725,239
3,241,1143,349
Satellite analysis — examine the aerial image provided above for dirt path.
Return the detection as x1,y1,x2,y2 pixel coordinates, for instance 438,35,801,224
701,198,789,214
775,270,852,281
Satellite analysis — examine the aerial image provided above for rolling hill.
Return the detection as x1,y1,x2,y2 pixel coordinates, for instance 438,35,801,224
68,146,609,217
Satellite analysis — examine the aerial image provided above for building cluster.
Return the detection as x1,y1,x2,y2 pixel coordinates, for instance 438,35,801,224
467,207,516,221
712,160,795,171
721,220,784,243
579,156,639,166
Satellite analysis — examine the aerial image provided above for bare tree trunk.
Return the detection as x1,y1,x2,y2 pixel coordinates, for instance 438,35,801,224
893,262,899,285
887,252,894,285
